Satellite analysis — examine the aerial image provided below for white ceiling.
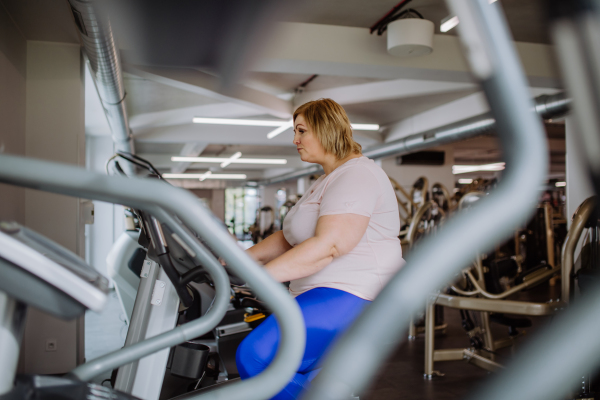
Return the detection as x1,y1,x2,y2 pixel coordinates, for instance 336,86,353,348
3,0,562,182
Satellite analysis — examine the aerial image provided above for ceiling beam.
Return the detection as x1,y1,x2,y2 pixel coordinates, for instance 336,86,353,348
123,64,293,119
384,88,563,143
294,78,477,107
254,23,560,88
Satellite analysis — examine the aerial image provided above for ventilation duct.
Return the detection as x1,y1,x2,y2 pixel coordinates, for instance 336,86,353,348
69,1,134,158
258,92,570,186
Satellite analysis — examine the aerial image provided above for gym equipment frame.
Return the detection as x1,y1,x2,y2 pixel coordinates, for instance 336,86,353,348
0,153,306,400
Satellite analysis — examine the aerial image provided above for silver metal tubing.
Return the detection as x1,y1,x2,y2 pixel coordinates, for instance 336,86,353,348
0,292,26,395
113,259,160,393
259,93,568,186
561,196,596,304
305,0,548,398
68,0,134,155
0,154,305,400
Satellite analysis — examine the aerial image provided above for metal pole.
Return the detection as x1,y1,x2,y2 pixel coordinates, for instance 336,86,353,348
423,302,435,379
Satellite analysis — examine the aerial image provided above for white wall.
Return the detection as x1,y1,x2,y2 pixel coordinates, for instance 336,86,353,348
0,4,26,223
19,41,85,375
381,146,455,194
85,135,125,278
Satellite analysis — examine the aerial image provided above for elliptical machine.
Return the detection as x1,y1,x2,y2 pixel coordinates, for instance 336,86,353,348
105,152,271,398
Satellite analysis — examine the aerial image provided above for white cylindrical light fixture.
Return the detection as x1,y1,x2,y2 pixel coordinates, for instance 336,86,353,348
387,19,434,57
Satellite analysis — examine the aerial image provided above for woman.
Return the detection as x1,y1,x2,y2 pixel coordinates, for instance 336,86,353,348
236,98,404,399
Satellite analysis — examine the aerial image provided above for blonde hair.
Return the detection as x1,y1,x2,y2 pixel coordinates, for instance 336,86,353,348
293,98,362,160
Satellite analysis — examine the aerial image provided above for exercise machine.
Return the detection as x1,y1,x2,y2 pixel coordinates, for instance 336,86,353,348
0,221,136,399
0,152,306,400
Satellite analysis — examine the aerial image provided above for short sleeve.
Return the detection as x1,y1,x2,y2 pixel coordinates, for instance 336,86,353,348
319,166,381,218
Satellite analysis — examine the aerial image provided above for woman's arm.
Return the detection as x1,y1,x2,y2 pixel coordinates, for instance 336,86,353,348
264,213,369,282
246,230,293,264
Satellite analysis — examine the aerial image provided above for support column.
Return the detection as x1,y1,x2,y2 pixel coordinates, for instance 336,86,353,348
565,116,594,227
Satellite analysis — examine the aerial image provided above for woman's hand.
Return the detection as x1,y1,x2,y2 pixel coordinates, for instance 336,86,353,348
246,231,293,265
264,213,369,282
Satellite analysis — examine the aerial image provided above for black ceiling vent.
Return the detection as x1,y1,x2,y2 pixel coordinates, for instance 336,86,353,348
71,8,88,37
396,151,445,166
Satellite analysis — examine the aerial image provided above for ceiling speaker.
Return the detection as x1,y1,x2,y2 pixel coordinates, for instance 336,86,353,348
387,19,434,58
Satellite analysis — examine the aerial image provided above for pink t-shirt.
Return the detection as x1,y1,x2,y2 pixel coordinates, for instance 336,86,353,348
283,156,405,301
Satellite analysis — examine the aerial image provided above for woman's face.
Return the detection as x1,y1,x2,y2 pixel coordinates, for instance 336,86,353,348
293,114,327,164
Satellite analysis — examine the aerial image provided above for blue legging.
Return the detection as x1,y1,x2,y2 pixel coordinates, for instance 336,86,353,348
236,287,370,400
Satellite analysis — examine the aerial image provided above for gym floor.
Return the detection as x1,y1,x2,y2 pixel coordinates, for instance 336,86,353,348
363,282,560,400
85,283,559,399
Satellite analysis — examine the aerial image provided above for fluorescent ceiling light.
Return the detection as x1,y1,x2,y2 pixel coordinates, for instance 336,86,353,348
192,117,287,127
171,156,287,165
220,152,242,168
441,0,498,33
199,171,212,181
267,120,293,139
352,124,380,131
555,181,566,187
163,173,247,180
440,15,459,33
458,178,473,184
452,162,506,175
192,117,379,136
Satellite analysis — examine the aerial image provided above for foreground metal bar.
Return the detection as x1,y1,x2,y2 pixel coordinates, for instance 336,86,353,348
0,154,305,400
304,0,548,398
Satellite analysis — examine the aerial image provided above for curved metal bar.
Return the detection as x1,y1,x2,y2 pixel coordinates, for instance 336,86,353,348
561,196,596,304
464,268,559,300
388,176,414,216
305,0,548,398
0,154,306,400
405,201,433,245
450,285,481,297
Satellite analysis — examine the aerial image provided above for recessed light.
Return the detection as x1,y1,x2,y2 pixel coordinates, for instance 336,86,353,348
163,173,247,180
171,156,287,165
192,117,286,127
452,162,505,175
